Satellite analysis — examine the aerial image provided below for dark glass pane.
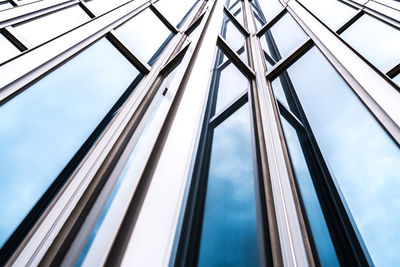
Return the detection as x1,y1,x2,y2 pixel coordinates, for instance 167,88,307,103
115,8,172,65
0,39,141,247
220,13,247,63
14,5,90,47
0,33,20,63
279,117,339,266
341,14,400,71
284,47,400,266
154,0,197,27
297,0,355,30
260,13,307,62
198,103,259,267
214,49,249,113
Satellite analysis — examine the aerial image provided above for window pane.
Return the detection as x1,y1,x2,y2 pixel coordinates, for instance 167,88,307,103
283,47,400,266
0,1,13,11
341,14,400,71
0,39,141,248
214,49,249,114
0,33,20,63
14,5,90,47
198,103,260,267
115,8,172,65
257,0,283,22
84,0,138,15
394,74,400,87
154,0,196,27
279,117,339,266
298,0,355,30
260,13,307,62
221,13,247,63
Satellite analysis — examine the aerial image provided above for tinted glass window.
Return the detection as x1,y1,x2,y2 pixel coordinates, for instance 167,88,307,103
298,0,355,30
0,39,141,247
0,33,20,63
341,14,400,71
115,8,172,65
154,0,196,27
279,117,339,266
14,5,90,47
198,103,259,267
283,47,400,266
260,13,307,62
214,50,249,114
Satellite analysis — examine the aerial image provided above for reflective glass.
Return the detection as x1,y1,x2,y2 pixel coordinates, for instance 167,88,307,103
257,0,283,22
298,0,355,30
0,39,141,247
214,50,249,113
231,6,244,26
341,14,400,71
84,0,142,15
394,74,400,87
260,13,307,62
0,33,20,63
14,5,90,47
221,13,247,62
0,1,13,11
284,47,400,266
155,0,196,27
115,8,172,65
279,117,339,266
198,103,259,267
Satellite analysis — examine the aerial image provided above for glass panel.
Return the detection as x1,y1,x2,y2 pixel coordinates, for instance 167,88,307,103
198,103,260,267
231,5,244,26
393,74,400,86
115,8,172,65
260,13,307,62
271,76,290,107
298,0,355,30
214,49,249,113
0,39,141,248
14,5,90,47
154,0,196,27
0,33,20,63
221,13,247,62
341,14,400,71
284,46,400,266
256,0,283,23
279,117,339,266
84,0,139,15
0,1,13,11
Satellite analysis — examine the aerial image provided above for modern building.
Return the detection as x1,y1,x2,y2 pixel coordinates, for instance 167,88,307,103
0,0,399,266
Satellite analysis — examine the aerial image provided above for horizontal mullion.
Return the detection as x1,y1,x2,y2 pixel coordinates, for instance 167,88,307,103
223,5,250,36
107,30,151,75
386,61,400,78
209,89,248,128
217,35,255,79
335,9,364,34
161,38,191,74
277,99,305,131
150,3,179,34
2,26,31,51
265,38,313,80
185,8,206,35
256,7,286,37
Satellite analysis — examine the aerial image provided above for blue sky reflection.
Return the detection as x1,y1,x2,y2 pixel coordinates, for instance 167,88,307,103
286,47,400,266
0,39,139,247
198,104,259,267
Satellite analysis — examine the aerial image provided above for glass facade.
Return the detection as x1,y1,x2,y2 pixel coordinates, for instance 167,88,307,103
1,0,400,266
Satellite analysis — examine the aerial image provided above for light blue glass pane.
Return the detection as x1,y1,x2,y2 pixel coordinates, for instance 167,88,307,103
215,53,249,113
115,8,172,65
221,14,246,57
0,33,20,63
0,1,13,11
232,6,244,26
279,117,339,266
84,0,133,15
286,47,400,266
298,0,355,30
198,104,259,267
341,14,400,71
0,39,140,247
155,0,196,27
14,5,90,47
394,74,400,86
257,0,282,22
271,76,289,107
268,13,307,60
